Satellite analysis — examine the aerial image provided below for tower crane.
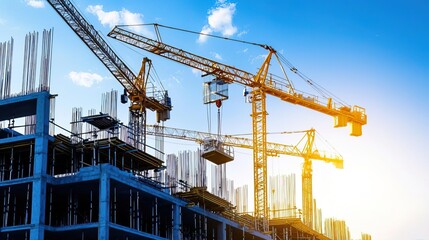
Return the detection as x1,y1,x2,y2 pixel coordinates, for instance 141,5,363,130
47,0,172,148
146,125,342,228
291,129,334,230
108,25,365,228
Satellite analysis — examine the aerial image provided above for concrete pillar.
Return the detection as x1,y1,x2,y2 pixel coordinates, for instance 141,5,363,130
30,92,50,240
172,204,181,239
217,221,226,240
98,166,110,239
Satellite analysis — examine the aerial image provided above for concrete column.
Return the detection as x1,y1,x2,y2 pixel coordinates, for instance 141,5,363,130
217,221,226,240
98,166,110,239
30,92,50,240
172,204,181,239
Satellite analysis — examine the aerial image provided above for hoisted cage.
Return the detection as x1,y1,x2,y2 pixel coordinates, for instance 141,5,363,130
201,138,234,165
203,79,228,104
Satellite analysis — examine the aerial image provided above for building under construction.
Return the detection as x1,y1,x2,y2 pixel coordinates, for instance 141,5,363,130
0,0,372,239
0,90,334,240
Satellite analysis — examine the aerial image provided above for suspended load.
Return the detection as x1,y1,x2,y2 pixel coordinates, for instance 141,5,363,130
201,138,234,165
203,79,228,104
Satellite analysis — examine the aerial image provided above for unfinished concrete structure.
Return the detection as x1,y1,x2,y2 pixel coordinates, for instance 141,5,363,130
0,90,274,240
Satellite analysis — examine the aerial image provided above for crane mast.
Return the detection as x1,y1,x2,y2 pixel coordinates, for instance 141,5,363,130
108,26,362,229
302,129,316,229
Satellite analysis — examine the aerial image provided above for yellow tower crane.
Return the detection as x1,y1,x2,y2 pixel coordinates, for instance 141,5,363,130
146,125,343,228
286,129,344,229
108,25,365,229
47,0,172,150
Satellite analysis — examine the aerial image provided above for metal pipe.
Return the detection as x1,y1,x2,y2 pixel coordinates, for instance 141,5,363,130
17,152,21,178
136,191,140,231
129,189,132,228
12,195,16,225
1,153,5,181
113,187,116,223
194,213,197,240
28,143,32,177
9,147,13,180
121,155,124,171
52,147,55,175
92,142,96,166
74,193,77,224
89,190,93,222
2,188,6,226
48,186,52,225
155,197,158,236
68,189,72,225
5,186,10,226
114,146,117,167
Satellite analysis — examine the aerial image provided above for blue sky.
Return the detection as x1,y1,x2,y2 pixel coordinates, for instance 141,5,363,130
1,0,428,239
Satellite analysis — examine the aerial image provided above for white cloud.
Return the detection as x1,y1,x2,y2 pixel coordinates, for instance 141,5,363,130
242,48,248,53
25,0,45,8
198,2,237,43
251,54,268,64
197,25,213,43
212,52,223,60
87,5,120,27
237,30,247,37
0,18,5,26
68,71,103,87
86,5,154,38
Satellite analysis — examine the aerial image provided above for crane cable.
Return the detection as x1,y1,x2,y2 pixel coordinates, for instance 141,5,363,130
118,23,350,107
116,23,267,49
277,53,349,107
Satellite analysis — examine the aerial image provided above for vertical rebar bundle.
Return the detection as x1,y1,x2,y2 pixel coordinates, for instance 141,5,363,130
0,38,13,99
100,90,118,139
22,31,38,95
101,90,117,119
22,29,54,134
226,179,235,204
85,109,96,141
164,149,207,193
165,154,178,194
210,164,227,199
313,199,323,232
155,124,164,161
324,218,351,240
38,29,53,91
268,174,296,218
128,112,145,150
71,108,82,144
235,185,249,213
361,233,372,240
